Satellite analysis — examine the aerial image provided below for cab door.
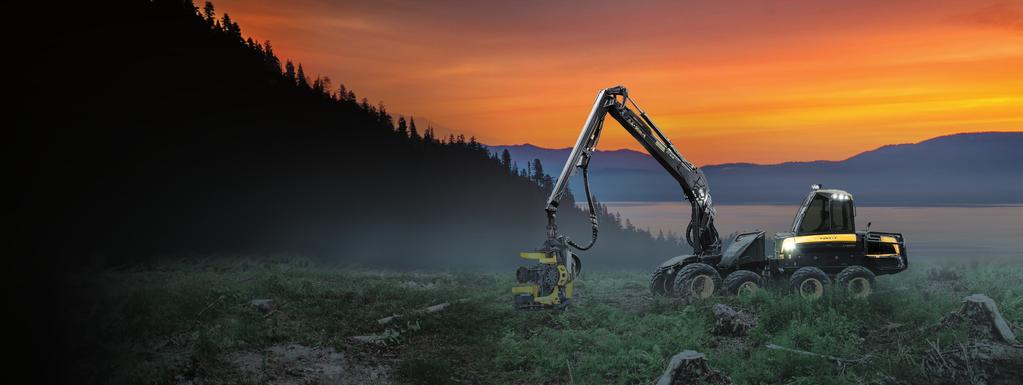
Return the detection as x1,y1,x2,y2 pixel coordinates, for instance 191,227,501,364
791,193,859,270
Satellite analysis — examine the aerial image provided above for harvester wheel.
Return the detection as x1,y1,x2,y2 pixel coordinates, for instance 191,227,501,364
723,270,763,296
790,266,830,299
837,265,876,299
673,263,722,300
649,268,675,296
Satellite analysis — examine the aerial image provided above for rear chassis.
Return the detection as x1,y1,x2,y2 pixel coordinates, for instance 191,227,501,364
655,229,908,286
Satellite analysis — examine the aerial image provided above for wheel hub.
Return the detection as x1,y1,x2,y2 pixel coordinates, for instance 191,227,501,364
848,277,871,298
690,274,715,298
737,281,758,296
799,278,823,299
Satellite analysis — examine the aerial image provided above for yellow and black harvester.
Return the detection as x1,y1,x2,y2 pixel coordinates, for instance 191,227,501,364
513,86,907,309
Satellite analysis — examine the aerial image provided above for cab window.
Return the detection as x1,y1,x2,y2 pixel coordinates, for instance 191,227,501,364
797,195,829,234
831,199,854,232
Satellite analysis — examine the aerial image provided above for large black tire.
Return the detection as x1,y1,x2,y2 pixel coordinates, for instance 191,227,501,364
673,263,722,300
649,268,675,296
789,266,830,299
723,270,763,296
836,265,876,299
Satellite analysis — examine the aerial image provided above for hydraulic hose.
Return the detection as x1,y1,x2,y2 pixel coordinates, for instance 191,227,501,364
567,164,598,251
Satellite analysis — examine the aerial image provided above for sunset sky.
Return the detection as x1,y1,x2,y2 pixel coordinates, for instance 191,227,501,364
211,0,1023,165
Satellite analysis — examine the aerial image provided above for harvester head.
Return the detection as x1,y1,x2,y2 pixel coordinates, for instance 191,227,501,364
513,243,581,310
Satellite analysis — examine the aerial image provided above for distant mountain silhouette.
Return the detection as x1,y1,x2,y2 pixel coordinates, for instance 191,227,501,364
492,132,1023,205
14,0,681,271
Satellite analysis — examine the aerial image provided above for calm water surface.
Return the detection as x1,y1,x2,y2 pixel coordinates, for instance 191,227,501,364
596,203,1023,259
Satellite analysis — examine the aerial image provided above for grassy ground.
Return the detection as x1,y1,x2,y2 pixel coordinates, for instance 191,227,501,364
60,258,1022,385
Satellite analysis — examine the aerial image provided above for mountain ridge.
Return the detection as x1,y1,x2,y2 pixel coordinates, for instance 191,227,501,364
494,131,1020,168
491,132,1023,205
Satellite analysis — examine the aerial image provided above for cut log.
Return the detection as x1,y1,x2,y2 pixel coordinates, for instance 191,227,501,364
711,304,757,337
655,350,731,385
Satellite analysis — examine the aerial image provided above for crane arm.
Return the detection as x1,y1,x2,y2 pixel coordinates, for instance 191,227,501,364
544,85,720,256
513,85,720,310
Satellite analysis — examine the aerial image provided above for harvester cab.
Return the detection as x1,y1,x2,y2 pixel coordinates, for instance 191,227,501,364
773,185,908,288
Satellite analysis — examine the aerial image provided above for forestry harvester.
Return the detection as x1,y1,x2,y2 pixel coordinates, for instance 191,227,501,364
513,86,907,309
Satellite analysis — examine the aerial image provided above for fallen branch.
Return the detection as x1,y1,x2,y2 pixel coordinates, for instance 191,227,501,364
263,301,288,319
765,344,870,365
348,334,386,345
196,295,226,318
566,358,574,385
377,299,467,325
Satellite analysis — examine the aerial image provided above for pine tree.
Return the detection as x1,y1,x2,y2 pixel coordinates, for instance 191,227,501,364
319,76,332,97
423,125,434,142
396,116,408,138
222,14,241,40
531,159,544,184
263,40,280,73
284,60,296,85
377,102,392,129
338,84,348,102
296,64,309,89
203,2,215,25
409,117,421,141
501,149,513,173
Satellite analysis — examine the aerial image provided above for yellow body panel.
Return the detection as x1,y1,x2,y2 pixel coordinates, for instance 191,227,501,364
519,252,557,264
791,233,857,244
512,286,537,295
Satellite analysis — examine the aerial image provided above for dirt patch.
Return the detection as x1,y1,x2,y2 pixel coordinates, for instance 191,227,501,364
227,344,391,385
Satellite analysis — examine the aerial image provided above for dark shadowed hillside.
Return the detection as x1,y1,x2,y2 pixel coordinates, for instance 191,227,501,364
13,0,682,271
494,132,1023,205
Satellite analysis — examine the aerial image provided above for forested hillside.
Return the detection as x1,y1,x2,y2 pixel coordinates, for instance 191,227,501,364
14,0,682,270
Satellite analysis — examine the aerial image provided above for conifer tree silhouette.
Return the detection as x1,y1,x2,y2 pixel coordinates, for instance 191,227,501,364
409,117,420,141
296,63,309,88
284,60,296,85
396,116,408,138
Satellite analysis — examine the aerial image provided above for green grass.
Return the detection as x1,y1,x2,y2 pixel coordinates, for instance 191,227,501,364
61,258,1022,385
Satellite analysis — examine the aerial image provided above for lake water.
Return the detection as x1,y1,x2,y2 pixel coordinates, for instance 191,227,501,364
595,203,1023,260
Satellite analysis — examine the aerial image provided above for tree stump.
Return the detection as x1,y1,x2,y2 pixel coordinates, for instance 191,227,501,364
655,350,732,385
712,304,757,337
926,294,1023,385
941,294,1018,344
